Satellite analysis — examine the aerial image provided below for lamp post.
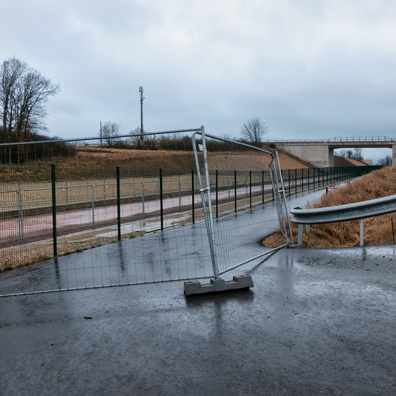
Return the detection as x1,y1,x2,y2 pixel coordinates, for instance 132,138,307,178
139,86,144,141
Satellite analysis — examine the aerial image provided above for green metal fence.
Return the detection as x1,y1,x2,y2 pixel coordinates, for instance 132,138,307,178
0,164,380,273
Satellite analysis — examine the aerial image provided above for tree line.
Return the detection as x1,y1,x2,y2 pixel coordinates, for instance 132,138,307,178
0,57,65,163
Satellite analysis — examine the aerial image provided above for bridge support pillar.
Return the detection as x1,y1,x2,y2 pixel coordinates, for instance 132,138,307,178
276,144,330,167
329,148,334,167
393,145,396,166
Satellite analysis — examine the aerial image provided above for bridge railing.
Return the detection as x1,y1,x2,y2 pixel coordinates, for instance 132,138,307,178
269,136,395,143
328,136,395,142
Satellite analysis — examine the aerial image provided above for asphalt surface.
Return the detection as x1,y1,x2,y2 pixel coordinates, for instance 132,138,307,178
2,249,396,395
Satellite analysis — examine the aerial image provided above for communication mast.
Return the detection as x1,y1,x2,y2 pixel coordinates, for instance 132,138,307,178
139,86,144,141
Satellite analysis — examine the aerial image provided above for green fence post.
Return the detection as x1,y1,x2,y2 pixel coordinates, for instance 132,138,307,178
116,166,121,241
234,170,237,213
51,164,58,257
307,168,310,190
191,169,195,224
215,170,219,218
314,168,316,189
249,171,252,208
160,168,164,231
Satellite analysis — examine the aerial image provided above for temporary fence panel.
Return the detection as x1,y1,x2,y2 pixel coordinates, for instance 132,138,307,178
192,127,291,278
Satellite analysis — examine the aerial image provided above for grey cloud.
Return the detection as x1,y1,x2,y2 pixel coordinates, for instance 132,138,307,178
1,0,395,166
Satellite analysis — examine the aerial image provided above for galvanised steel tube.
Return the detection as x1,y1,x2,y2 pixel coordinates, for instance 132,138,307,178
51,164,57,257
191,169,195,224
159,168,164,231
116,167,121,241
192,126,219,278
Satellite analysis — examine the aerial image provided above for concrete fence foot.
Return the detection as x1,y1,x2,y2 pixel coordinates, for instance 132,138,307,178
184,275,254,296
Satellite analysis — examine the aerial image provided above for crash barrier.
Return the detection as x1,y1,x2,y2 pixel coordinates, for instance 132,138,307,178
0,127,381,296
291,194,396,246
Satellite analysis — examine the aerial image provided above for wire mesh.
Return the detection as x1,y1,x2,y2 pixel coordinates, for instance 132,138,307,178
192,130,286,277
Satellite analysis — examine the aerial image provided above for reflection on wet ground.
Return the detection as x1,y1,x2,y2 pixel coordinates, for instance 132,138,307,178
1,244,395,395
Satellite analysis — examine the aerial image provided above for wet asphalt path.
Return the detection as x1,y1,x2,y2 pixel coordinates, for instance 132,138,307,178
1,246,395,395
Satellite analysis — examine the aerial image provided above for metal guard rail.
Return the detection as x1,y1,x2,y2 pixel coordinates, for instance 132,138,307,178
290,194,396,246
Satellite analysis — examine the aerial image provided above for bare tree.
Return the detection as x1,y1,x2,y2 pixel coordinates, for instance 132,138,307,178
1,58,26,140
0,57,59,142
101,121,120,146
338,149,354,158
352,148,363,161
338,148,363,160
377,154,392,166
241,117,269,144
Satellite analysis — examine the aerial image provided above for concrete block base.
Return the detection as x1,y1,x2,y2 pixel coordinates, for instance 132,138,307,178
184,275,254,296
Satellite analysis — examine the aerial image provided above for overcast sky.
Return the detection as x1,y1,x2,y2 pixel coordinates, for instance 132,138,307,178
1,0,395,162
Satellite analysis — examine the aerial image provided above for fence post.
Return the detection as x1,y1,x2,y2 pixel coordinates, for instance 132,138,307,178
160,168,164,231
300,168,303,193
249,170,252,208
234,170,237,213
360,219,364,246
307,168,310,190
191,169,195,224
17,187,25,244
178,176,182,210
141,183,145,220
261,170,265,204
51,164,58,257
313,168,316,189
298,224,303,245
116,167,121,241
215,170,219,218
91,185,95,230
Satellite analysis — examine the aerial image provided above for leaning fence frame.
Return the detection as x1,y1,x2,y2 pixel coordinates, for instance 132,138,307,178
192,126,293,280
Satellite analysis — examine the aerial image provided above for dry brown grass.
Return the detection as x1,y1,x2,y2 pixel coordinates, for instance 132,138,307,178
0,146,312,183
54,146,311,171
68,147,198,170
264,166,396,248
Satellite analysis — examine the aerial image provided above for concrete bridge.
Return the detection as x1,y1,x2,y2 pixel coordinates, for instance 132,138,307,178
270,136,395,167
